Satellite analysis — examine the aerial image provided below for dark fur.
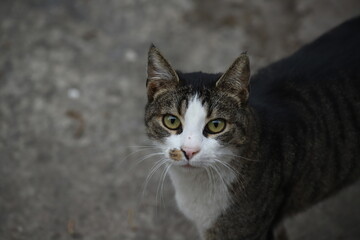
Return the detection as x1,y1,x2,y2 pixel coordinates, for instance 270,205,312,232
177,71,222,90
145,16,360,240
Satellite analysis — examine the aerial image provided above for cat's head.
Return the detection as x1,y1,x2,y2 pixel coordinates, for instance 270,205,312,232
144,45,251,170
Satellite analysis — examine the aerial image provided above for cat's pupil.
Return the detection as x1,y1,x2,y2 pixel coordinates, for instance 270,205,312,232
213,122,219,128
170,118,175,124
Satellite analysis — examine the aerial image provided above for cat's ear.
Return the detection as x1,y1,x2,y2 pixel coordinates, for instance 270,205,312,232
146,44,179,101
216,53,250,104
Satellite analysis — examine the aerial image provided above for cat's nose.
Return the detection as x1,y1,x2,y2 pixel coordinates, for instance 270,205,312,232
181,146,200,160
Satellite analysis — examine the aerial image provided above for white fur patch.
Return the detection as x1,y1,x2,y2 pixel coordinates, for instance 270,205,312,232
170,167,235,236
161,96,236,236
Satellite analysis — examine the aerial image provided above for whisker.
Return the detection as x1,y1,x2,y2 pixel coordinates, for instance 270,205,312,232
119,147,160,166
210,165,228,213
155,163,167,207
213,158,247,196
209,166,217,199
141,158,168,199
213,158,239,176
218,152,259,162
205,166,215,200
125,152,164,173
211,165,227,191
157,163,172,207
135,152,164,165
120,144,160,149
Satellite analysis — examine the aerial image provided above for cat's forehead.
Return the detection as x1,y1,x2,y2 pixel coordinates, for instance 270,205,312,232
177,71,222,91
158,91,207,116
184,96,207,122
148,71,244,119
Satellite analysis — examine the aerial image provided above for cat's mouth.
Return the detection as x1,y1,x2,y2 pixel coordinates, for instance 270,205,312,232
182,163,196,168
168,149,203,169
179,162,206,170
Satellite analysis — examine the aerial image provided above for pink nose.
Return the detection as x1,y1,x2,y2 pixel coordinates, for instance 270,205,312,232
181,146,200,160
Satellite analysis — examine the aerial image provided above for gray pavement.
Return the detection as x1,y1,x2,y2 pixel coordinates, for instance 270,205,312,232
0,0,359,239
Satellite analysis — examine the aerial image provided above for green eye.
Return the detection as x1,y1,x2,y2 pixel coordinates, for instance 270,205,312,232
206,119,226,134
163,114,181,130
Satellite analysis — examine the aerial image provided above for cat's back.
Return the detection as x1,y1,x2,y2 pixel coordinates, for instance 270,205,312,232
250,16,360,111
248,16,360,210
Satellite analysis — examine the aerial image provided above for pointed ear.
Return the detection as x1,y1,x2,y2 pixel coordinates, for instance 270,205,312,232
146,44,179,101
216,53,250,104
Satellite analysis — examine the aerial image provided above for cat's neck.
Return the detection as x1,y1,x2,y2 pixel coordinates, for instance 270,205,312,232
169,166,236,233
169,167,236,193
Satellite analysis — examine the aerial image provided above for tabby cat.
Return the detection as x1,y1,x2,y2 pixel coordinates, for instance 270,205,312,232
144,16,360,240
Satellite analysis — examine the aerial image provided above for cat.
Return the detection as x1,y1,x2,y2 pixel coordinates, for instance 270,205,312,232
144,16,360,240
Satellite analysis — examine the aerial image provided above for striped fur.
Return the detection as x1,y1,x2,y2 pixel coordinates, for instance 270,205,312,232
144,16,360,240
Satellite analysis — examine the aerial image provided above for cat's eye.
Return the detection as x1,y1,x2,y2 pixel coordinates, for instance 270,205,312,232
205,119,226,134
163,114,181,130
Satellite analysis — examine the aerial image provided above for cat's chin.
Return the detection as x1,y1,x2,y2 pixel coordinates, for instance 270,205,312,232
182,163,198,169
174,162,205,172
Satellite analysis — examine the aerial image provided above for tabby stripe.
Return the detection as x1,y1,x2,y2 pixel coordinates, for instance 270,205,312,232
322,86,341,188
339,92,359,186
288,88,317,117
310,89,333,200
301,89,323,200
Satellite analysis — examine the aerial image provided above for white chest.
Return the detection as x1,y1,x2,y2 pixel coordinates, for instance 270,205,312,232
169,168,235,235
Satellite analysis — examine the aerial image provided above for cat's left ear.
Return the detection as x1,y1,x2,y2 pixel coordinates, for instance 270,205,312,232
216,53,250,104
146,44,179,102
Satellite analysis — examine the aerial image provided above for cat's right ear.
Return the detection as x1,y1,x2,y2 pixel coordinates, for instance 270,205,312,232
146,44,179,102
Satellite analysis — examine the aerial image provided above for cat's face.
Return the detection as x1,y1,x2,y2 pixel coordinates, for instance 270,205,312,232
145,45,251,170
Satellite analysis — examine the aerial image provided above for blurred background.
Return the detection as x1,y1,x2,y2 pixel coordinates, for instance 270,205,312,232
0,0,359,239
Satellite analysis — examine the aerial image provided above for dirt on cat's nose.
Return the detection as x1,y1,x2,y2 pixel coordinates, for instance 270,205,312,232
169,149,183,161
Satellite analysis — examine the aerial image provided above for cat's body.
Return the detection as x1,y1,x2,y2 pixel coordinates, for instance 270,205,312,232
144,16,360,240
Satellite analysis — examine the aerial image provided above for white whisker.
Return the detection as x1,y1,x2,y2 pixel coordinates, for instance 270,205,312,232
125,152,164,174
213,158,239,175
119,147,160,166
208,164,231,212
205,166,215,200
213,158,247,195
157,163,172,207
135,152,164,165
141,158,168,199
218,152,259,162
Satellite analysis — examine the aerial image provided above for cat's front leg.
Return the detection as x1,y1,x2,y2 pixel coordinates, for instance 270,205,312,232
203,209,280,240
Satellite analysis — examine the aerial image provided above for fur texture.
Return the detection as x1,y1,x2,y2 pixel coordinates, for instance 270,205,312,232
144,16,360,240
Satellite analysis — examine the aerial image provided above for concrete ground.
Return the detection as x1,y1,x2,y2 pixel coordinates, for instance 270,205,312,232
0,0,359,239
